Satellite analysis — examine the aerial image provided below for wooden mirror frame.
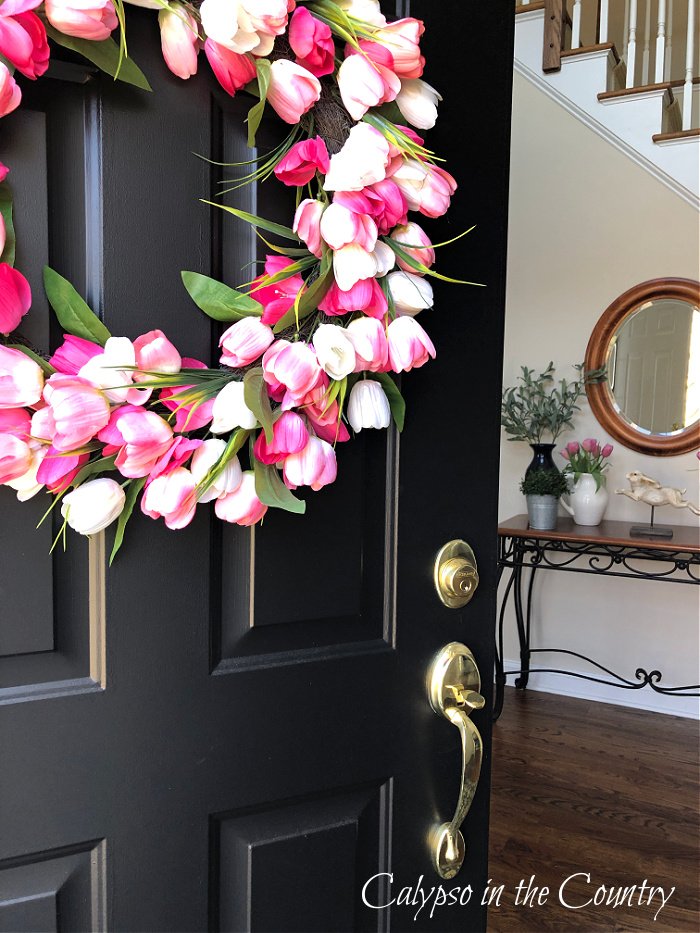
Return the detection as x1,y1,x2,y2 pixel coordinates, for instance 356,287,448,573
584,277,700,456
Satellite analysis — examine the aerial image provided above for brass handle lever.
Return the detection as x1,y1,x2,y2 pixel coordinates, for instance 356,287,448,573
428,642,485,879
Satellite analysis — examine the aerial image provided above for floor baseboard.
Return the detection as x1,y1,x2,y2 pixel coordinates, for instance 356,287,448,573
502,656,700,719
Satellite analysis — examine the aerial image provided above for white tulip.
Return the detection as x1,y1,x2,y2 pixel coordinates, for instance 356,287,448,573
61,478,126,536
387,270,433,316
347,380,391,432
371,241,396,277
190,439,243,503
210,380,258,434
4,444,46,501
324,123,390,192
337,0,386,27
332,244,378,292
312,324,357,380
79,337,148,404
396,79,442,130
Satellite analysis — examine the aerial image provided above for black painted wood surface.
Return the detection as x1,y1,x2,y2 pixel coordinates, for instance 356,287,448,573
0,4,514,930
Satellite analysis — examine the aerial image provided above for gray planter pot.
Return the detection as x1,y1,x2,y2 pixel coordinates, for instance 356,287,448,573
526,494,559,530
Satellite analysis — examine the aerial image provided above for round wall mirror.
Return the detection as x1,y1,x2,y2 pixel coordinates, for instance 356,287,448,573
585,278,700,455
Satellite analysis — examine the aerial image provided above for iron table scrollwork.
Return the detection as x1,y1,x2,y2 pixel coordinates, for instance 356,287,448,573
494,516,700,720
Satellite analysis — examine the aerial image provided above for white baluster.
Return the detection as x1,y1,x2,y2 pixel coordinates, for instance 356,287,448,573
572,0,582,48
627,0,639,87
655,0,668,82
683,0,696,128
664,0,674,81
599,0,610,43
642,0,652,84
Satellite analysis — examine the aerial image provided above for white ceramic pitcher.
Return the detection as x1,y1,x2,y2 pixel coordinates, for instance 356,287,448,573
561,473,608,526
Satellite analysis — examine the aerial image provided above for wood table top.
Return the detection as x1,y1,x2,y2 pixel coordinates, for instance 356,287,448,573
498,514,700,554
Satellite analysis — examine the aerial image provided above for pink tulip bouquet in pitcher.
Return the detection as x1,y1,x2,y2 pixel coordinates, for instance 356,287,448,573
559,438,614,526
0,0,479,559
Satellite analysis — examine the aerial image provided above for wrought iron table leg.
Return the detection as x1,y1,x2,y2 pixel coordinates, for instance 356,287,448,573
513,545,530,690
493,564,513,722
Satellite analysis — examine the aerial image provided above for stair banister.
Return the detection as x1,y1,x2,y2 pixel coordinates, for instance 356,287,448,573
598,0,609,43
655,0,668,83
664,0,674,82
627,0,639,88
572,0,582,48
683,0,696,129
543,0,568,72
642,0,652,84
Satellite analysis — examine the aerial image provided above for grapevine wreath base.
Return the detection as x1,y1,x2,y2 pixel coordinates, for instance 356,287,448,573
0,0,478,559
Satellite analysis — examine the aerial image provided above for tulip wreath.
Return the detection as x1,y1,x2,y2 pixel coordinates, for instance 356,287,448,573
0,0,478,559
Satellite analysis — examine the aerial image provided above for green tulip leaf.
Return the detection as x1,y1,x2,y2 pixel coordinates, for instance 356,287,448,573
45,25,151,91
0,181,16,266
253,458,306,515
43,266,111,346
366,372,406,432
181,271,263,321
110,477,146,565
244,367,274,443
247,58,271,148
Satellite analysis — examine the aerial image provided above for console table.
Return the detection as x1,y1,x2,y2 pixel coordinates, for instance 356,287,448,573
495,515,700,719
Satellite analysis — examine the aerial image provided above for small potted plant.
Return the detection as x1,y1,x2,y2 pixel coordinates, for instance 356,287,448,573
502,363,605,476
560,438,614,526
520,469,570,530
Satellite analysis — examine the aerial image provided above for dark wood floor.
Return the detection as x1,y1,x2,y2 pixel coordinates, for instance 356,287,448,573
488,689,700,932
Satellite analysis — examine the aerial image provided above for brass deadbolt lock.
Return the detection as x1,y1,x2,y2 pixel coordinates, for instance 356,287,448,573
434,540,479,609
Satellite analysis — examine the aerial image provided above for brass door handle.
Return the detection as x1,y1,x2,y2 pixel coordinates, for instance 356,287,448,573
427,642,485,879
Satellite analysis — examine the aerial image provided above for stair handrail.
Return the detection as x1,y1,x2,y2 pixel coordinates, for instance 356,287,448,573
543,0,570,72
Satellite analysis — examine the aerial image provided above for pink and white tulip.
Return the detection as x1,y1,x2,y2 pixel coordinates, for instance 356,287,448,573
133,328,182,375
0,433,32,484
44,0,118,41
43,374,110,450
36,447,89,493
338,51,399,121
391,222,435,272
215,470,267,525
320,202,378,253
390,159,457,219
337,0,385,27
190,438,243,502
262,339,321,401
159,358,214,432
318,277,388,320
0,63,21,118
334,179,407,236
346,316,389,371
374,18,425,78
61,477,125,535
200,0,289,57
100,407,174,479
347,379,391,432
0,344,44,409
141,467,197,530
219,317,274,368
288,7,334,77
253,411,308,465
293,199,324,258
0,263,31,335
387,316,436,372
283,436,337,491
158,5,199,80
49,334,102,375
3,442,45,500
267,59,321,125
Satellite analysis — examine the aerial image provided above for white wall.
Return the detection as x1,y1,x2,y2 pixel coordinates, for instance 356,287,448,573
501,71,700,717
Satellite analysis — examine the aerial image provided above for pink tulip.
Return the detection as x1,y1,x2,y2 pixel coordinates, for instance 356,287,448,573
0,62,21,118
318,277,388,320
141,467,197,530
0,406,31,438
253,411,308,465
390,159,457,219
99,407,174,479
43,374,110,450
133,328,182,375
338,51,399,121
374,18,425,78
0,432,32,483
36,446,89,493
0,10,49,79
391,222,434,271
288,7,335,77
293,199,324,258
250,255,305,326
581,437,599,454
159,357,214,432
215,471,267,526
0,161,8,182
267,59,321,124
0,344,44,409
387,316,436,372
49,334,102,375
297,376,350,445
149,435,202,481
158,5,199,80
204,39,256,96
283,436,337,491
262,339,321,402
320,202,378,253
219,317,274,368
44,0,118,41
566,440,580,455
30,405,55,442
601,443,614,458
346,317,389,371
560,449,570,461
274,137,329,187
334,179,407,236
0,263,31,335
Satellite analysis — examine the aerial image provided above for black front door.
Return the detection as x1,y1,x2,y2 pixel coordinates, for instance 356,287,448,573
0,3,514,930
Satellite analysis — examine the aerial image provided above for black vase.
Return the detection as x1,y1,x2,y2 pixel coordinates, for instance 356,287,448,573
525,443,559,476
